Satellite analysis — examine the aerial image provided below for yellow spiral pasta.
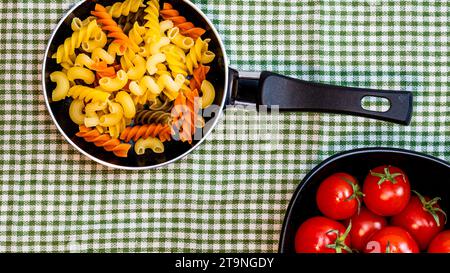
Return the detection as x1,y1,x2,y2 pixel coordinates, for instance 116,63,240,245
68,85,111,103
52,20,100,64
186,38,215,74
158,74,185,100
143,0,161,42
161,44,188,77
106,0,145,18
129,22,146,48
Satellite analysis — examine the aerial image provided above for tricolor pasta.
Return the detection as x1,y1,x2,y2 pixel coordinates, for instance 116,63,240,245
49,1,216,158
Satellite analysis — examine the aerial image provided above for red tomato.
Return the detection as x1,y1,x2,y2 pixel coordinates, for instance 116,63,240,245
363,165,410,216
345,207,387,251
428,230,450,253
295,216,352,253
364,227,419,253
391,191,446,250
316,173,363,220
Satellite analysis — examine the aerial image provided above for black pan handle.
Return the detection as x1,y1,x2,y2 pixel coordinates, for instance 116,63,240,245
259,72,413,125
227,69,413,125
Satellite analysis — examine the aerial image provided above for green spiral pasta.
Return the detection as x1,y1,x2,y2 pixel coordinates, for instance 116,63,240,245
119,7,146,33
135,109,172,125
148,96,173,111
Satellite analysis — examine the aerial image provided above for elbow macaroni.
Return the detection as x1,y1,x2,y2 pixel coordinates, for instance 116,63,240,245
115,91,136,119
50,71,70,101
99,102,124,126
81,29,108,53
67,67,96,84
146,53,166,75
92,48,115,64
127,55,146,80
134,137,164,155
69,99,86,125
200,80,215,109
167,27,194,51
99,70,128,92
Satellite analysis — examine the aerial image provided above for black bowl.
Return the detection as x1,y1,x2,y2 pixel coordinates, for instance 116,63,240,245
279,147,450,253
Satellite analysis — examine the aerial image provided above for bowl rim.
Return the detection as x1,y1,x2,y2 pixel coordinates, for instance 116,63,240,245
278,147,450,253
41,0,230,170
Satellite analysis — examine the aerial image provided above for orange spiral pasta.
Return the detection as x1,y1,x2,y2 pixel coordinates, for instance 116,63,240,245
160,3,206,39
185,88,200,134
91,61,117,79
91,4,140,52
172,89,200,144
93,62,122,79
190,64,210,91
120,124,172,143
76,125,131,157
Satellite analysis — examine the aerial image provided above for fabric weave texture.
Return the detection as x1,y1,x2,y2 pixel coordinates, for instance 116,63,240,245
0,0,448,252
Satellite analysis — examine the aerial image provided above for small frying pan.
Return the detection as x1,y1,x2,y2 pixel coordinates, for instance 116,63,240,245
42,0,413,170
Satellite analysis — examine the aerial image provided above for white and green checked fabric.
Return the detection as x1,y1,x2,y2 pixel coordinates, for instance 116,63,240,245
0,0,448,252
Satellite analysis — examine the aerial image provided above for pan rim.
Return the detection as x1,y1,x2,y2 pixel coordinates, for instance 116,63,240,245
41,0,230,170
278,147,450,253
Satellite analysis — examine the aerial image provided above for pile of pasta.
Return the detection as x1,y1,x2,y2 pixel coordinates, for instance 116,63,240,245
49,0,216,158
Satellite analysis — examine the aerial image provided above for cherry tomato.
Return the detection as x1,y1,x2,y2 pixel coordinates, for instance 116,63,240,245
363,165,410,216
364,227,419,253
428,230,450,253
316,173,363,220
345,207,387,251
295,216,352,253
391,191,447,250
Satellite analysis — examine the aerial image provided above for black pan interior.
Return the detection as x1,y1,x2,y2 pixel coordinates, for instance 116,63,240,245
43,0,226,167
279,148,450,253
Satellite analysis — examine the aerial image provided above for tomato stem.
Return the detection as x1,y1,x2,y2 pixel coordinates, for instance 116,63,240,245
326,221,353,253
343,178,365,214
413,190,447,227
385,241,391,253
370,167,404,187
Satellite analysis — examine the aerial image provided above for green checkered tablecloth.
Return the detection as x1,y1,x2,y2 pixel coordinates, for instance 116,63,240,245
0,0,448,252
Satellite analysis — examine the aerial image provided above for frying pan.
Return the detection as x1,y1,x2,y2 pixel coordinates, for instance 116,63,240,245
42,0,413,170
